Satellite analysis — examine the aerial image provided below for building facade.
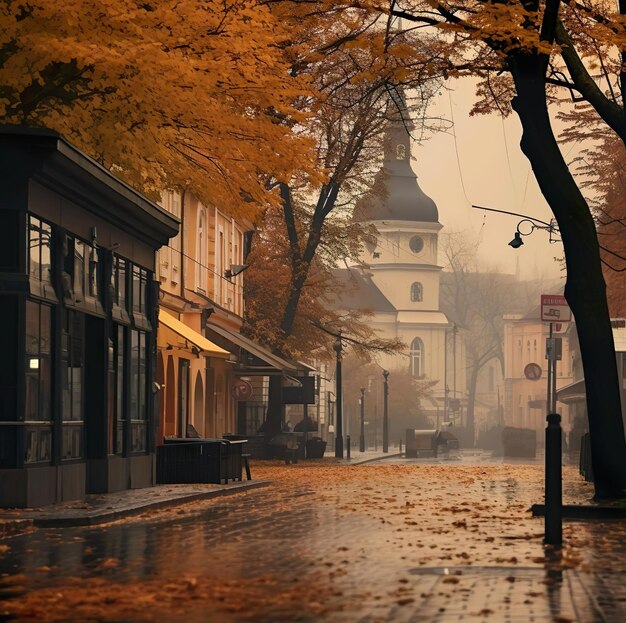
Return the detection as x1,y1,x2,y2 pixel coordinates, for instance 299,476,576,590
333,110,464,430
503,307,574,440
0,128,178,507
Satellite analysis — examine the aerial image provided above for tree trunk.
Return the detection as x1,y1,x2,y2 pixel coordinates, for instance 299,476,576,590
510,55,626,497
261,271,309,438
259,374,284,442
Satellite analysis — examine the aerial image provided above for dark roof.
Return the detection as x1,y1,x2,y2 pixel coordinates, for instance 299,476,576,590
0,126,179,246
330,268,395,313
353,166,439,224
353,117,438,223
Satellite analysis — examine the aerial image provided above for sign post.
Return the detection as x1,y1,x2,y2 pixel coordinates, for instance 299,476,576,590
540,295,571,546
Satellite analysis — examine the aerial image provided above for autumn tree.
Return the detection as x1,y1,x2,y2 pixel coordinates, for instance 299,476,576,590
242,6,439,438
0,0,314,216
333,0,626,497
563,124,626,316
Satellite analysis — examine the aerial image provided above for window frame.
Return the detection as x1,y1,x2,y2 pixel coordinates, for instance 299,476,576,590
410,282,423,302
410,337,424,378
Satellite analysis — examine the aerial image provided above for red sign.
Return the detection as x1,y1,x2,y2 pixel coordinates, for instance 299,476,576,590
231,379,253,401
541,294,572,322
524,363,542,380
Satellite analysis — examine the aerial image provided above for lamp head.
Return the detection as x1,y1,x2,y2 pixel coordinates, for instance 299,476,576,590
224,264,249,279
508,232,524,249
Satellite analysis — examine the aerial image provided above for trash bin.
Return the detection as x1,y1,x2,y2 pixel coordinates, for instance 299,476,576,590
305,437,327,459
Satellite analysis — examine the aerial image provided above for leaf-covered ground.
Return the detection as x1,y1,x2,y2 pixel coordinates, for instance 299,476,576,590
0,461,623,622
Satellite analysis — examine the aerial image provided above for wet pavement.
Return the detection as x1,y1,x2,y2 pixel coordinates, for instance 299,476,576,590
0,457,625,622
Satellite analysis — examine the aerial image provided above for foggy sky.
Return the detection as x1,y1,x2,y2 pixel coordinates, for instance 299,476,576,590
413,78,568,285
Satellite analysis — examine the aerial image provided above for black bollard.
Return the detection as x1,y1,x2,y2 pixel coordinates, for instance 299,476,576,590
545,412,562,546
399,439,402,454
346,435,351,460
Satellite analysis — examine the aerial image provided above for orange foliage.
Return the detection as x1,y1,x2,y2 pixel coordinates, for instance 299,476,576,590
0,1,315,216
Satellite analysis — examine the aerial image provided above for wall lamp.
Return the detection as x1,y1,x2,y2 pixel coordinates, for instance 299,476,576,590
470,205,560,249
508,218,558,249
224,264,249,280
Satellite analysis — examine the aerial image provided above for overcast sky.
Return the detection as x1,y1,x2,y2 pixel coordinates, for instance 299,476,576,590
413,78,567,284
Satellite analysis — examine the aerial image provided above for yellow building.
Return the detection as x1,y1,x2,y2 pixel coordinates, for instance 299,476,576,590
155,190,251,441
503,307,573,438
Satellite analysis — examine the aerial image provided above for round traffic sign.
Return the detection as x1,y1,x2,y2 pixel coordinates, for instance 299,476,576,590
232,378,253,400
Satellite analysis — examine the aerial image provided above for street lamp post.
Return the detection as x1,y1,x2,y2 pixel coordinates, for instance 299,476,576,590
382,370,389,453
359,387,366,452
333,334,343,458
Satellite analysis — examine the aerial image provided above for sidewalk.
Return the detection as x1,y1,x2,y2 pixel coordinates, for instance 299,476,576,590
0,479,269,531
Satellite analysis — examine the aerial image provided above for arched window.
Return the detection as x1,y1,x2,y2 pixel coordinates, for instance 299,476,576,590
396,144,407,160
410,337,424,378
410,282,423,302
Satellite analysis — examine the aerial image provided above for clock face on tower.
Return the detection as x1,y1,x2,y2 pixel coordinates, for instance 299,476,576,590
409,235,424,253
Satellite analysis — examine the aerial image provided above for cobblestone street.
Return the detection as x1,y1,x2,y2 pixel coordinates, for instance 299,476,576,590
1,459,625,622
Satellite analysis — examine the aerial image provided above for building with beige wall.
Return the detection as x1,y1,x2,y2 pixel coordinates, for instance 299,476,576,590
155,190,252,441
503,307,574,439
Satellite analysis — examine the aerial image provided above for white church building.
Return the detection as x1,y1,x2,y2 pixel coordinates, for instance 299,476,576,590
333,108,466,428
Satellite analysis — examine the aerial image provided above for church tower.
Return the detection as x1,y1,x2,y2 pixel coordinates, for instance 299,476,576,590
350,101,450,397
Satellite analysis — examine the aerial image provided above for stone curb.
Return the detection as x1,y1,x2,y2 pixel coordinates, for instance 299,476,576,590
34,480,271,528
0,480,271,531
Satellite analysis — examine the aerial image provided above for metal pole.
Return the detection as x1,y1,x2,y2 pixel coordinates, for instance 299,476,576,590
443,329,448,423
544,321,562,545
383,370,389,453
546,322,553,414
303,401,308,458
452,323,457,423
545,412,562,545
334,335,343,459
359,388,365,452
346,434,351,460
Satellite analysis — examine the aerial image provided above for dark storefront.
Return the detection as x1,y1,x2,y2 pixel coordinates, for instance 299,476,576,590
0,128,178,507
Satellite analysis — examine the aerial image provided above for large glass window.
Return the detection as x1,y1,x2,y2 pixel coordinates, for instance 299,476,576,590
116,325,126,454
24,301,53,463
129,329,147,452
410,337,424,378
132,266,148,315
63,236,100,306
111,255,127,309
28,216,54,299
107,325,126,455
61,311,84,459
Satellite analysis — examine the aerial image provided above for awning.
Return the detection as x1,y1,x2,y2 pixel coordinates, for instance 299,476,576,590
556,379,586,404
158,309,230,357
205,323,301,374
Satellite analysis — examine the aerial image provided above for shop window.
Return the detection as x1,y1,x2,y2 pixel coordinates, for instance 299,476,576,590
116,325,126,454
61,311,84,459
110,255,129,324
129,329,147,452
131,265,148,315
62,235,101,312
24,300,53,463
24,301,52,422
28,216,55,299
107,325,126,455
